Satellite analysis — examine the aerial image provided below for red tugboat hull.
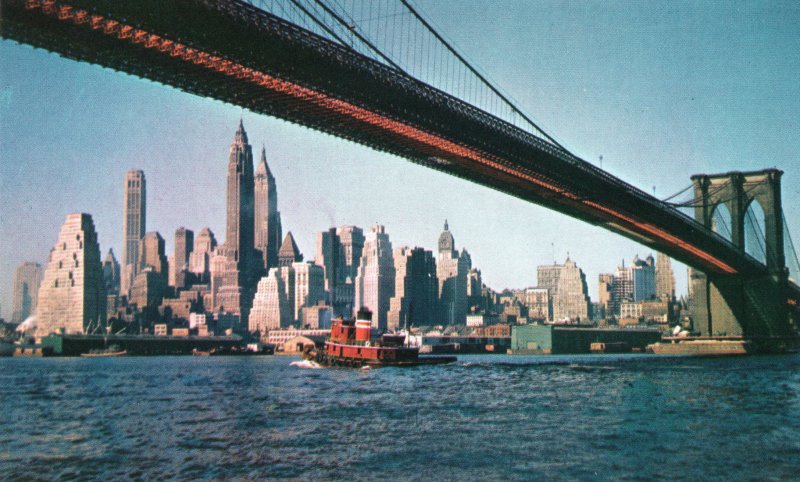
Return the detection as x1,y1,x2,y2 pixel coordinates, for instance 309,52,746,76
303,343,456,368
303,309,457,368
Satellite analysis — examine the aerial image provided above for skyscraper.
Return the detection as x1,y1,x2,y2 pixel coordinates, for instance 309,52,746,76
139,232,168,279
523,287,550,321
292,261,325,325
553,257,590,321
388,246,437,330
221,120,255,269
336,226,365,280
11,261,42,323
315,228,340,296
598,273,614,317
436,221,470,325
249,267,292,336
334,225,364,316
254,146,282,270
537,264,562,301
467,268,484,312
210,252,240,316
102,249,121,318
129,268,166,311
102,249,120,295
212,121,258,325
174,228,194,273
121,169,146,295
438,219,456,257
171,227,194,288
36,213,105,339
631,254,656,301
278,232,303,267
611,261,633,316
354,225,395,331
189,227,217,281
537,256,590,322
655,252,676,302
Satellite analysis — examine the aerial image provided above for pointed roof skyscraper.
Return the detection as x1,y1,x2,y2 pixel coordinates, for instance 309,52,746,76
255,143,281,270
223,119,254,265
234,117,248,145
255,145,272,178
438,219,456,256
278,232,303,267
103,248,121,295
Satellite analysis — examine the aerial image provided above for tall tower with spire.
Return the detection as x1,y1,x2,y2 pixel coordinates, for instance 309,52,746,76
254,145,282,270
211,121,258,326
222,119,255,267
438,219,456,257
436,220,470,325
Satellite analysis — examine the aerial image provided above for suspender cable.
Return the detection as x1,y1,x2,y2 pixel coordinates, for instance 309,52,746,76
310,0,407,74
399,0,569,152
287,0,354,51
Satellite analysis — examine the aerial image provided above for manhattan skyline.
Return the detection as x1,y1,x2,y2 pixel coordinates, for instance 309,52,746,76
1,1,799,316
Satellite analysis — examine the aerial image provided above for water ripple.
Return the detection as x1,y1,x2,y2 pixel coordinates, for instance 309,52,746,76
1,354,799,480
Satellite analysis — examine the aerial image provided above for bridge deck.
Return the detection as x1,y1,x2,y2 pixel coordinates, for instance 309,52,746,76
0,0,771,278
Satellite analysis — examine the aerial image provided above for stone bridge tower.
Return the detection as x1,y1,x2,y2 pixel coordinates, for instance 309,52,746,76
689,169,793,340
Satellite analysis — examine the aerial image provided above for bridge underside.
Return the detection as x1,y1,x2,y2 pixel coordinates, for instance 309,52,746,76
2,0,783,283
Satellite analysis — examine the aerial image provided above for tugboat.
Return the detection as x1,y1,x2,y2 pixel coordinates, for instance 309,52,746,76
303,308,456,368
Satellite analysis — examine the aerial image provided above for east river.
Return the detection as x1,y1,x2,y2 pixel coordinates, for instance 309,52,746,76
2,354,799,480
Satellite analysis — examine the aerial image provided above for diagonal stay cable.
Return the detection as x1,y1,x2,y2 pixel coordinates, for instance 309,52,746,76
398,0,569,152
285,0,357,51
660,183,693,202
310,0,407,74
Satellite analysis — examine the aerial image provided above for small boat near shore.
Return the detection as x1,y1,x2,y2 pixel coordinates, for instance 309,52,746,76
80,350,128,357
647,338,751,356
302,308,456,368
80,345,127,357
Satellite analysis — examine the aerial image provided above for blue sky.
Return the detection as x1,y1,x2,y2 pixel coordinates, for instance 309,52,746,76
1,1,799,317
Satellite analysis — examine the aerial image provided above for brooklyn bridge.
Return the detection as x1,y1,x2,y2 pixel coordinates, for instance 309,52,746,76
2,0,798,346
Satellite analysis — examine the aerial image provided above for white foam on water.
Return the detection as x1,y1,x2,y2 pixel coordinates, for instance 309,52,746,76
290,360,323,369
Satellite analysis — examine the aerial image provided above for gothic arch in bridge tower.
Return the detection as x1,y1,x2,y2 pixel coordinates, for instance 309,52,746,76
710,203,733,242
692,169,785,273
689,169,794,341
743,199,767,264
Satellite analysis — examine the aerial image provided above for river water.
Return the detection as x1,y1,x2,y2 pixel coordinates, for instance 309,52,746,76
1,354,799,480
